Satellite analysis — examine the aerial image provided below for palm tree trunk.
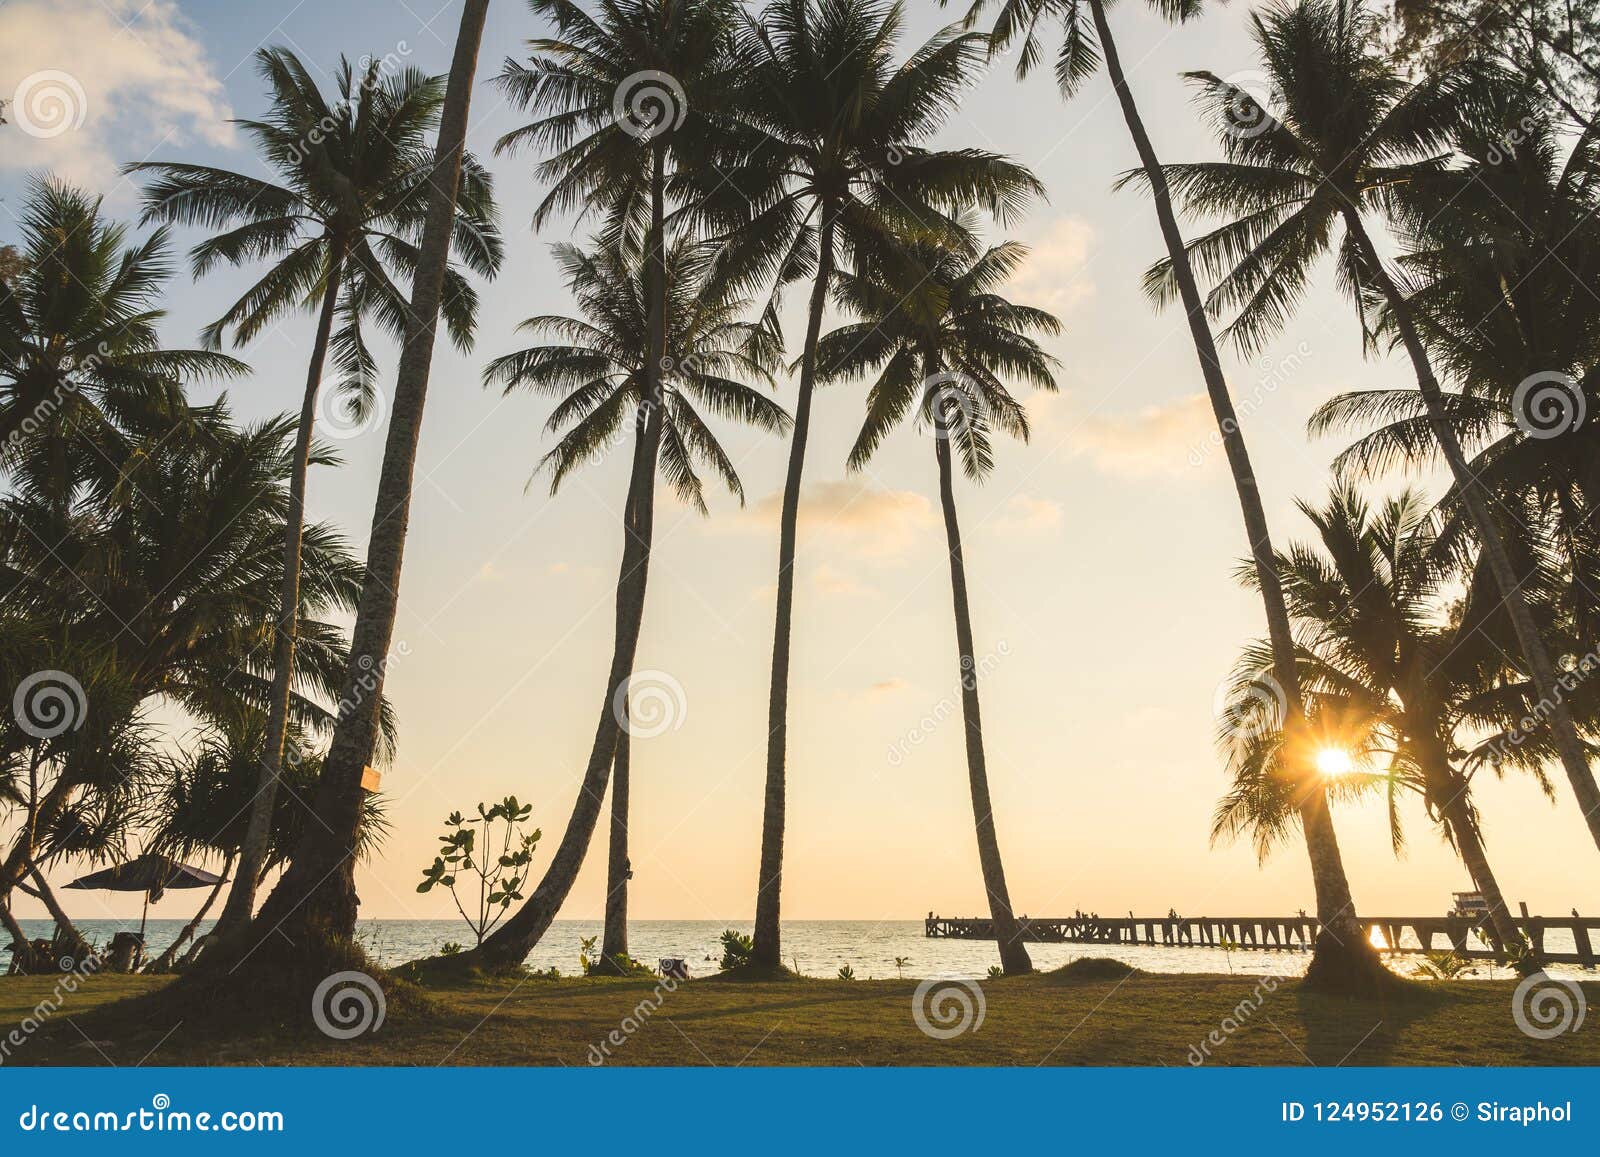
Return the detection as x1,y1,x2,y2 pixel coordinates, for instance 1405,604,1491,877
932,400,1032,975
23,861,76,938
752,201,839,970
597,706,631,974
464,146,671,970
151,852,234,972
0,898,35,972
211,246,346,945
1086,0,1380,990
1431,786,1531,971
1343,211,1600,855
238,0,493,963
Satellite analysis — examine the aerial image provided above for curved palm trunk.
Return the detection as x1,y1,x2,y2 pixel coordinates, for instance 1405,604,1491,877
1344,212,1600,856
211,246,346,944
151,851,234,972
597,707,631,974
465,146,671,970
752,204,838,969
1431,784,1530,970
1087,0,1380,990
23,861,80,947
237,0,492,961
468,396,661,970
932,406,1032,975
0,899,35,971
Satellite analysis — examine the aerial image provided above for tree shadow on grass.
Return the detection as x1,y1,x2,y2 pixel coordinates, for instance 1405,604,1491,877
1291,978,1448,1066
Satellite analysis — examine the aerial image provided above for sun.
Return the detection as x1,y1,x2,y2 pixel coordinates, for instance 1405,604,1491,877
1316,747,1355,777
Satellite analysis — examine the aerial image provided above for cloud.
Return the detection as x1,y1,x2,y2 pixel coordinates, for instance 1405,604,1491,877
1070,392,1217,478
812,563,866,596
993,493,1062,536
862,677,909,700
1,0,234,188
737,479,935,558
1008,215,1095,316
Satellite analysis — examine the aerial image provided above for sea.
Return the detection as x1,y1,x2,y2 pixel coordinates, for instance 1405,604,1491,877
16,918,1596,980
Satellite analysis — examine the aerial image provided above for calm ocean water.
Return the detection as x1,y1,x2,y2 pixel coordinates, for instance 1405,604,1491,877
18,918,1594,980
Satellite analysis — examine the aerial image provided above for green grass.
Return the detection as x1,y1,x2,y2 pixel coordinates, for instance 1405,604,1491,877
2,967,1595,1066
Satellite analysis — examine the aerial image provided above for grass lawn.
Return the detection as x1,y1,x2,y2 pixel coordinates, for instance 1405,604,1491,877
2,964,1595,1066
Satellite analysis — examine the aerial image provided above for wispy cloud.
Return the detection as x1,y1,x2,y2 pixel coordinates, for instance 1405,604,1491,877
1068,392,1216,478
0,0,234,190
734,479,936,558
993,493,1063,536
1008,215,1096,316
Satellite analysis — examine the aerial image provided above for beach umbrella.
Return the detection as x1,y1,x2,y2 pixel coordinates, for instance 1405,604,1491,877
64,853,224,937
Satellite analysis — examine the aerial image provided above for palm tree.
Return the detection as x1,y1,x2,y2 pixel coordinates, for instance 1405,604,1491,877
728,0,1043,969
127,48,502,942
483,0,746,964
144,717,390,970
1310,96,1600,644
1147,0,1600,858
0,178,245,462
965,0,1383,989
1224,485,1570,969
225,0,519,984
816,230,1058,973
462,238,787,969
0,404,379,916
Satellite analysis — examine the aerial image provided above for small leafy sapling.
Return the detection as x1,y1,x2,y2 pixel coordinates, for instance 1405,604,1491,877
418,797,541,946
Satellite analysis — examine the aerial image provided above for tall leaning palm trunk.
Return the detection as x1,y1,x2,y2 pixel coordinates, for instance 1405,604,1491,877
1086,0,1378,988
212,243,346,941
240,0,493,962
1413,737,1524,960
469,151,673,970
932,398,1031,975
1343,217,1600,853
753,203,838,968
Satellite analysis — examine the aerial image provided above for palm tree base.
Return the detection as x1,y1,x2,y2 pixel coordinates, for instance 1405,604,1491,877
1301,930,1399,996
74,926,431,1044
711,961,800,982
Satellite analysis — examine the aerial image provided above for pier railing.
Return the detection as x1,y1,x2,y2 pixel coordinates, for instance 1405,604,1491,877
924,914,1600,965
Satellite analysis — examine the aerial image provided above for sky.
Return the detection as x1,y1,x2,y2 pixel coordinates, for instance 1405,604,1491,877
3,0,1594,928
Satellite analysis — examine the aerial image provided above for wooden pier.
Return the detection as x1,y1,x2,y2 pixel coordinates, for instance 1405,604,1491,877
925,913,1600,965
